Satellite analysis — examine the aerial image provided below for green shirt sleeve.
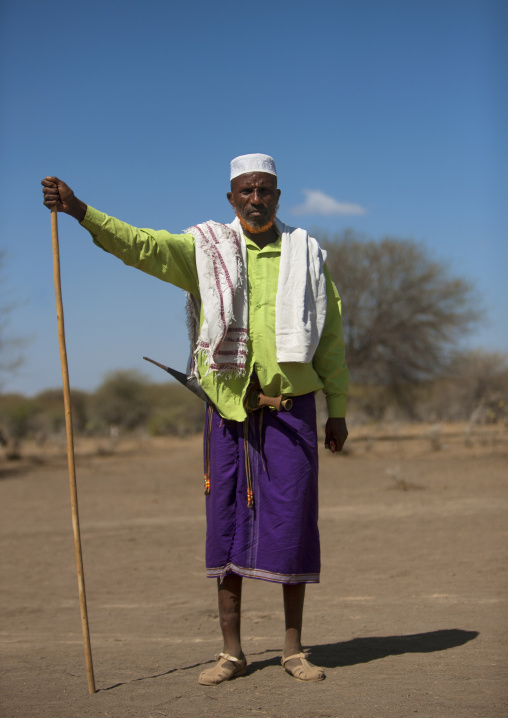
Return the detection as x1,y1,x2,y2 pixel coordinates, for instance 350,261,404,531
81,206,200,296
312,264,349,417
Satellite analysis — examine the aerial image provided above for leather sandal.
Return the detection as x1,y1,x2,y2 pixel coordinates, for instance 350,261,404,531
198,652,247,686
281,652,325,681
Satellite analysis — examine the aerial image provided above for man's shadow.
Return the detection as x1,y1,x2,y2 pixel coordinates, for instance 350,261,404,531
100,628,478,690
247,629,479,672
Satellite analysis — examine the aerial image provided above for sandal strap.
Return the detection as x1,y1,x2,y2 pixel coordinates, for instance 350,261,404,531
281,651,308,665
217,652,243,664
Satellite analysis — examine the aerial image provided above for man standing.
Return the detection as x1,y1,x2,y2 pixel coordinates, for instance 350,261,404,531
42,153,348,684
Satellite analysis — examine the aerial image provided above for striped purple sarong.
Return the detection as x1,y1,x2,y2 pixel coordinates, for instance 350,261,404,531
204,393,320,584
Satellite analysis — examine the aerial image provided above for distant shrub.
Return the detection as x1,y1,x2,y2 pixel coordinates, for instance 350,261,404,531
91,370,152,431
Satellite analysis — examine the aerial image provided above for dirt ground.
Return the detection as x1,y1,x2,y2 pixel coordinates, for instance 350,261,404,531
1,423,507,718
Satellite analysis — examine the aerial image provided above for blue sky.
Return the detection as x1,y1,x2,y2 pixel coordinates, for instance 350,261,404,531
1,0,506,396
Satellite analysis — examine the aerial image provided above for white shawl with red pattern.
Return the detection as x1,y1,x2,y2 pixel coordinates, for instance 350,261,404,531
185,217,327,377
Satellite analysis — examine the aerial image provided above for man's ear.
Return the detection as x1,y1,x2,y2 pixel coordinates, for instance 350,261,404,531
227,191,234,208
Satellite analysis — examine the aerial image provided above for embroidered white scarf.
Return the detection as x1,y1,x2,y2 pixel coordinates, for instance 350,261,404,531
185,217,327,376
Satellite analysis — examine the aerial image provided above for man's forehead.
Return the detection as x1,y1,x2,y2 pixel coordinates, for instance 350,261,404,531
231,172,278,188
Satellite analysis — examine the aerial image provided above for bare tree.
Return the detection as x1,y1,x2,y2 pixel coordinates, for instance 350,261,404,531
318,230,482,405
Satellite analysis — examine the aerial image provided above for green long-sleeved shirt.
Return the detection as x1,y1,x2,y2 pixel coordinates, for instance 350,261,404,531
81,206,349,421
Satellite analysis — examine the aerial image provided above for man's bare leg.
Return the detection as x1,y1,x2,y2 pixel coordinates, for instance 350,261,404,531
282,583,324,680
199,573,246,685
218,573,244,660
282,583,306,664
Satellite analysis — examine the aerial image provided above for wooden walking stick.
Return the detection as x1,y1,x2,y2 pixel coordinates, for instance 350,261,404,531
50,208,96,694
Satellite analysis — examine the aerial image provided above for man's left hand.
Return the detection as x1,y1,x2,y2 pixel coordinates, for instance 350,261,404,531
325,417,348,453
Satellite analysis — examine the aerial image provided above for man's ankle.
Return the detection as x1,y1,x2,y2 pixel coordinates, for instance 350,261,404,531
283,644,303,658
223,647,244,660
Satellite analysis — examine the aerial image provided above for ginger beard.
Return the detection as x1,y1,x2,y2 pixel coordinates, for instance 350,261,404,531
234,204,279,235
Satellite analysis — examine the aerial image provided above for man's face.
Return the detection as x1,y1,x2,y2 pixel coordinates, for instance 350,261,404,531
227,172,281,233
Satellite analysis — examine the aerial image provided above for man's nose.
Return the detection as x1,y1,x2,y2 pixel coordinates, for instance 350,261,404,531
251,190,263,204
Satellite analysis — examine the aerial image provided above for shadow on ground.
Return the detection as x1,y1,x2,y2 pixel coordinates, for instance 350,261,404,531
100,628,478,690
247,628,479,672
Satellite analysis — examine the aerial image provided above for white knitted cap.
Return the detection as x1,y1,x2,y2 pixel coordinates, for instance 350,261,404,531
230,153,277,181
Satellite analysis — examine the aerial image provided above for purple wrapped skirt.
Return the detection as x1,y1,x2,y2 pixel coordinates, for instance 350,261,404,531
204,393,320,584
